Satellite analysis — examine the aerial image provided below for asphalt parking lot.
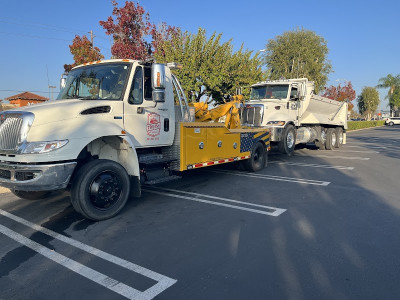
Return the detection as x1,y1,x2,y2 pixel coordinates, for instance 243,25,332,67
1,126,400,300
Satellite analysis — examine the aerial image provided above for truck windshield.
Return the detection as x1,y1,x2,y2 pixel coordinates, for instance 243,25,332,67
57,63,131,100
250,85,289,100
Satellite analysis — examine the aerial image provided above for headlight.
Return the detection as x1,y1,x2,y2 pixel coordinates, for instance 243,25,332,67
267,121,286,126
22,140,69,154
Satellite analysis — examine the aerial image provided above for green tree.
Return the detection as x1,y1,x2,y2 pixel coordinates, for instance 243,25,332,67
264,28,332,93
153,27,263,103
376,74,400,114
389,86,400,110
357,87,380,120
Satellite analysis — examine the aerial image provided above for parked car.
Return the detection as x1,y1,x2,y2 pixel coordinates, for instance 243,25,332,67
385,117,400,126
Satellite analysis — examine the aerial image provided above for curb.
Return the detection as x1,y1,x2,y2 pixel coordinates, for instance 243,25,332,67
347,125,386,133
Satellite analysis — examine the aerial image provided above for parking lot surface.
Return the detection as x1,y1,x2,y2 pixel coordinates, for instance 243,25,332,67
1,126,400,299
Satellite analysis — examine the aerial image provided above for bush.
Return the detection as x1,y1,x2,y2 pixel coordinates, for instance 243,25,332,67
347,120,385,131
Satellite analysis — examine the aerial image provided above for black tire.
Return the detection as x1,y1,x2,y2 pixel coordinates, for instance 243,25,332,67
315,128,326,150
334,127,344,148
11,190,51,200
70,159,131,221
325,128,336,150
244,142,267,172
278,124,296,156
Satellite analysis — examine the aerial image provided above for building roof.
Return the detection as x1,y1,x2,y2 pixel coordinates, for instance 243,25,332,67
5,92,49,101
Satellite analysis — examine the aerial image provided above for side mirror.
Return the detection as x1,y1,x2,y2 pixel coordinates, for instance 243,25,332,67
290,95,299,101
151,64,166,103
152,90,165,102
152,64,166,89
60,77,66,89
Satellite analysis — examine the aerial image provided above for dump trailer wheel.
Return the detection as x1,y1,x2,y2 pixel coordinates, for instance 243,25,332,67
335,127,344,148
315,128,326,150
244,142,267,172
11,190,51,200
71,159,131,221
278,124,296,156
325,128,336,150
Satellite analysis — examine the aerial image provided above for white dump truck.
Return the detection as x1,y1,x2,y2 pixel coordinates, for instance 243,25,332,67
241,78,348,155
0,59,270,220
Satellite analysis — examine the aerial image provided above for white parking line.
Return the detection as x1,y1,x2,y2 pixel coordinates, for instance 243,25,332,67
345,145,387,149
143,188,287,217
308,155,370,160
269,161,354,170
0,224,149,300
209,170,330,186
335,149,379,154
0,209,176,300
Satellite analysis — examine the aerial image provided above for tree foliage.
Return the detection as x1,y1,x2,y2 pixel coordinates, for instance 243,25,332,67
64,35,104,72
100,0,152,60
389,86,400,110
264,28,332,93
357,87,380,120
322,81,356,111
376,74,400,113
376,74,400,98
153,27,263,103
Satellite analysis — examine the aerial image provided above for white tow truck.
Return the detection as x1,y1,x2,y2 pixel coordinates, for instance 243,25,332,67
0,59,270,220
241,78,348,155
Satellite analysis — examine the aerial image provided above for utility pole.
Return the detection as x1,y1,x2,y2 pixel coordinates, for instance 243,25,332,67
89,30,94,49
48,86,56,100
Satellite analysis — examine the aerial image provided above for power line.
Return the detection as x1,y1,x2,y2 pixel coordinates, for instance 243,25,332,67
0,89,59,94
0,17,111,41
0,31,71,42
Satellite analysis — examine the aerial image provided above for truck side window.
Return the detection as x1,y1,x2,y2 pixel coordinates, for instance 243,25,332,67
144,67,152,100
290,87,298,99
129,67,143,105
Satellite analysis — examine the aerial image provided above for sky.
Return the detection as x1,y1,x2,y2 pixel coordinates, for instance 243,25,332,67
0,0,399,112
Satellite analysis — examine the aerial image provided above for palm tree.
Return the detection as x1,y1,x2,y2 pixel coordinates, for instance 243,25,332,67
377,74,400,115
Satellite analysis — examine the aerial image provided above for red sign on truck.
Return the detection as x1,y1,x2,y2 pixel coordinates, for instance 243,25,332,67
146,113,161,137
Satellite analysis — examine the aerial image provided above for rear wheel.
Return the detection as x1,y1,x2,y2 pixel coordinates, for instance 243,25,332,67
71,159,130,221
315,129,326,150
278,125,296,156
244,142,267,172
11,190,51,200
325,128,336,150
334,127,344,148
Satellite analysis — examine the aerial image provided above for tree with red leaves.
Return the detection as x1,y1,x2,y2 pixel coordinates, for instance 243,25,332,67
322,81,356,111
151,22,182,58
64,35,104,72
100,1,152,60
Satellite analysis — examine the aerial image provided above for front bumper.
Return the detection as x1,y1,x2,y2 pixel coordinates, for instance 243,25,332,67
0,161,77,191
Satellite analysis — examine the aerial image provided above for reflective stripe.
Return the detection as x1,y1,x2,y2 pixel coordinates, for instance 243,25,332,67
187,156,250,170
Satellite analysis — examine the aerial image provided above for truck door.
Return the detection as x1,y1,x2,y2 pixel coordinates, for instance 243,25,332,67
123,65,172,147
289,85,300,125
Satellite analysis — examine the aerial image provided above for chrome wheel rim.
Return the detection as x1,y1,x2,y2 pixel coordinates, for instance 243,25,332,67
332,132,337,146
287,131,295,149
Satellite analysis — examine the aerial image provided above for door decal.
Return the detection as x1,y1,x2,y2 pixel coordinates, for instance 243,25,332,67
147,112,161,139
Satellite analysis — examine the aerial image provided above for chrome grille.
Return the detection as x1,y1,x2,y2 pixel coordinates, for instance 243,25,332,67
241,104,264,127
0,114,23,151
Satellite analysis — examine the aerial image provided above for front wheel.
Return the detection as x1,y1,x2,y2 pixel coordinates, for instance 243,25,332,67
278,125,296,156
70,159,131,221
244,142,267,172
389,122,394,126
11,190,51,200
